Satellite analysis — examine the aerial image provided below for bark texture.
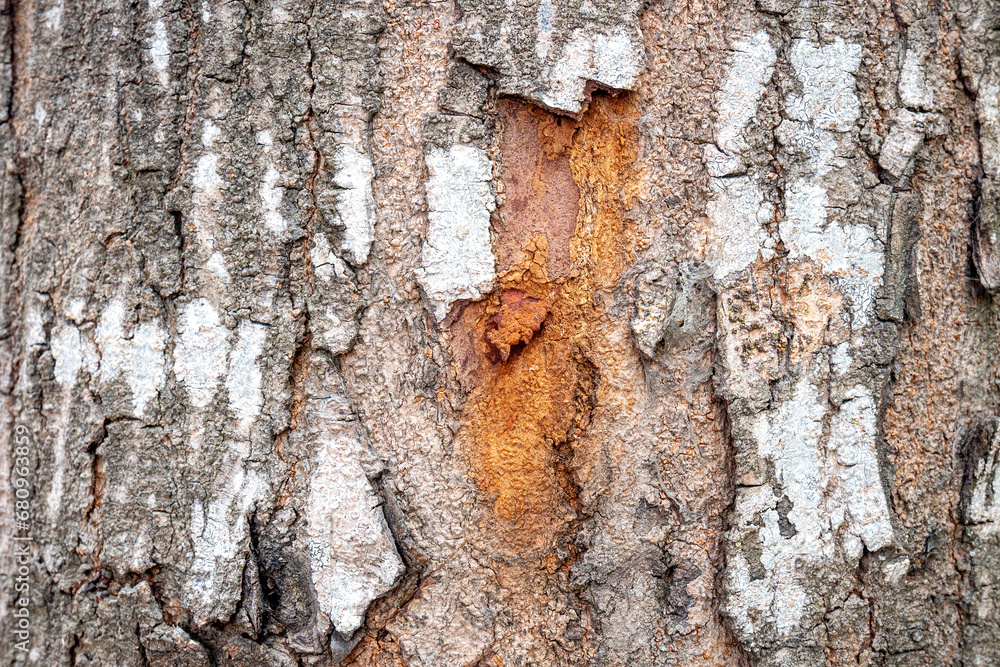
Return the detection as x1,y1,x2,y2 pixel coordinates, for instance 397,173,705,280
1,0,1000,665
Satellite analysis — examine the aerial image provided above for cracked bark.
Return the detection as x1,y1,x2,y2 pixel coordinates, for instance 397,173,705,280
2,0,1000,666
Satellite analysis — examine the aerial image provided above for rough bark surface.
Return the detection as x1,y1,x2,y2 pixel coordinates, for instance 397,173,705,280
1,0,1000,665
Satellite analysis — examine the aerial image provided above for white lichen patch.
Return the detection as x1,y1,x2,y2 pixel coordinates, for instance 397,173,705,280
728,378,833,637
725,483,809,639
705,170,774,280
978,76,999,180
194,153,222,197
225,321,267,432
192,122,224,250
207,251,230,282
705,31,777,281
66,297,87,323
148,0,170,87
541,26,644,115
96,298,168,416
878,109,927,179
186,460,265,623
306,421,404,635
126,324,168,414
44,1,63,31
33,102,47,126
752,378,828,552
417,144,497,320
778,37,884,326
51,323,97,391
310,232,351,282
722,33,897,651
830,388,894,554
786,37,862,133
254,130,290,235
259,165,287,234
715,31,776,156
174,298,230,409
24,301,45,350
202,120,220,147
333,145,376,265
899,43,933,110
780,180,884,325
455,0,644,116
831,341,853,375
727,372,896,638
48,323,99,519
150,20,169,86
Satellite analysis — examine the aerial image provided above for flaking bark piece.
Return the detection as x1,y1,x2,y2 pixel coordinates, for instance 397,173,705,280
485,290,549,363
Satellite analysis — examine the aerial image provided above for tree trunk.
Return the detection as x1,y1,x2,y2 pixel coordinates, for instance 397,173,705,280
2,0,999,665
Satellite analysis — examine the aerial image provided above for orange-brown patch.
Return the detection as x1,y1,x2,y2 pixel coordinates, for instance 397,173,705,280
781,260,846,362
452,94,642,558
494,100,580,280
484,289,549,363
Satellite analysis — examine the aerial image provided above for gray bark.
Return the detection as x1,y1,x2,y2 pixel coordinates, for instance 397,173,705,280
1,0,1000,665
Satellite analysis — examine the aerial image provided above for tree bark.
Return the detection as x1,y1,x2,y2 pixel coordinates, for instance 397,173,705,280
1,0,999,665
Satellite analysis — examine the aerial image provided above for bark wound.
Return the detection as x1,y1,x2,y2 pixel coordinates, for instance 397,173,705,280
492,101,579,279
452,94,640,560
